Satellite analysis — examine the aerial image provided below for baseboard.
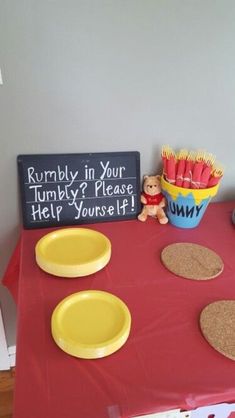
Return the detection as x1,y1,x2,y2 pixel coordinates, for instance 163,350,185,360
0,307,11,370
8,345,16,367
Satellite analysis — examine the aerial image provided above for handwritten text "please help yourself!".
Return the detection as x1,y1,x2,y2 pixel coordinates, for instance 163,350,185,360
26,161,137,222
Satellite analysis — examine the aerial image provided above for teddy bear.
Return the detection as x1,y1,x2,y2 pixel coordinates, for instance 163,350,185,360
138,175,168,224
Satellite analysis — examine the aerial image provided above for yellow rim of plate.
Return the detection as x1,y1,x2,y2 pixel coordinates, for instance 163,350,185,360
51,290,131,359
35,228,111,278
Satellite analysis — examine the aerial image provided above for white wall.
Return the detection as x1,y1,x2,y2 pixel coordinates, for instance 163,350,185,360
1,0,235,343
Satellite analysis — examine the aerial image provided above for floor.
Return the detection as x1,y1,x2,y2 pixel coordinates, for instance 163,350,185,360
0,368,15,418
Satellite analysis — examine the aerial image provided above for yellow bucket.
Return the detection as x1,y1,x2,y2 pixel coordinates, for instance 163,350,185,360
161,176,219,228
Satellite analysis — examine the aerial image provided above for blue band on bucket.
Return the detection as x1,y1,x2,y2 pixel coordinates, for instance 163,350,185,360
163,190,211,228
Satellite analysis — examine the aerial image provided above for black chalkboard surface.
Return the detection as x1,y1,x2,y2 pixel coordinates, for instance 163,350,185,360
18,152,141,229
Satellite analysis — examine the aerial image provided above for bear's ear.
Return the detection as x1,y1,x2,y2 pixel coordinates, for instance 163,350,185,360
143,175,149,180
156,174,161,181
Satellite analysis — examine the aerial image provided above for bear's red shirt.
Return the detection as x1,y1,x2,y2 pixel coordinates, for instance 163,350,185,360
142,192,164,205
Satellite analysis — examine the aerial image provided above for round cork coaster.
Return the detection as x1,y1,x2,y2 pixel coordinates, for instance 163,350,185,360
200,300,235,361
161,243,223,280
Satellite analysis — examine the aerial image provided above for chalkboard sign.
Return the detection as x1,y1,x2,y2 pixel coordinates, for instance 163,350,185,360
17,152,141,229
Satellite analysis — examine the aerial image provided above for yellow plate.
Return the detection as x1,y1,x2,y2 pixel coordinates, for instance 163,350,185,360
51,290,131,359
35,228,111,277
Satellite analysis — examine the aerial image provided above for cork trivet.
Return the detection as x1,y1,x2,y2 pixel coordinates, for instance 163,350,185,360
161,243,223,280
200,300,235,361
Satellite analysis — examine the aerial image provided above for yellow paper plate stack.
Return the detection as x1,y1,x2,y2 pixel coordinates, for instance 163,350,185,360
51,290,131,359
35,228,111,277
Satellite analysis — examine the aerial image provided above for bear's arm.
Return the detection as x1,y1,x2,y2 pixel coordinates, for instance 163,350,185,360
159,197,166,208
140,194,147,204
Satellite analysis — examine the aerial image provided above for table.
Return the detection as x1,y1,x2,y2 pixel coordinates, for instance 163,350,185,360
3,201,235,418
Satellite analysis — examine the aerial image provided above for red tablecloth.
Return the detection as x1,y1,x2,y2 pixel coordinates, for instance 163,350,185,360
3,201,235,418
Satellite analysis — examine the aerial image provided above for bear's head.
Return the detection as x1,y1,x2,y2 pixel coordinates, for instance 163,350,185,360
143,175,162,196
